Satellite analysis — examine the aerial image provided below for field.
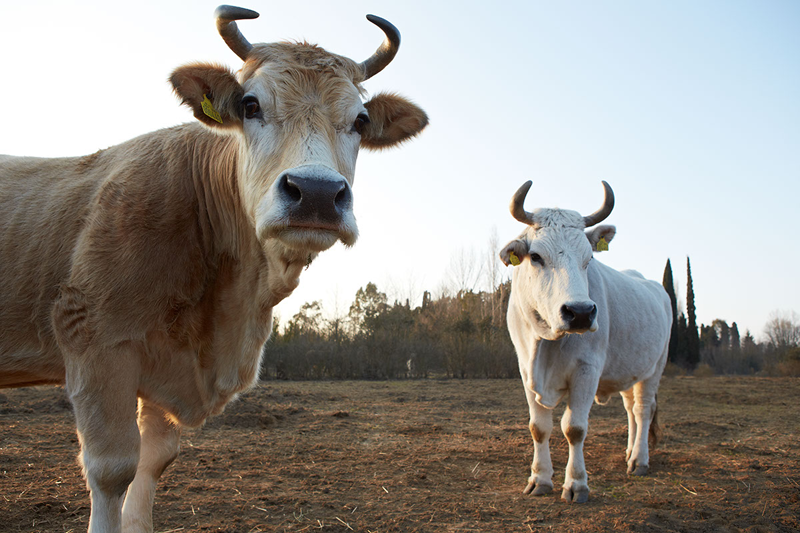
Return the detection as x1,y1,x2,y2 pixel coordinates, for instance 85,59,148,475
1,376,799,532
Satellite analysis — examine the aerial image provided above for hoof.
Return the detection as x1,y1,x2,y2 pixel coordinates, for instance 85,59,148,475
561,486,589,503
627,462,649,476
523,480,553,496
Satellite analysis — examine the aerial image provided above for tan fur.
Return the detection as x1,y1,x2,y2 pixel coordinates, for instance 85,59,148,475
362,92,430,150
650,397,661,447
565,426,585,446
531,422,547,444
0,30,427,533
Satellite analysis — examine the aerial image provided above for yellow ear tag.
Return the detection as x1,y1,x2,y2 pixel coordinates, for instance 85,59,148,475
509,252,521,266
201,94,223,124
596,237,609,252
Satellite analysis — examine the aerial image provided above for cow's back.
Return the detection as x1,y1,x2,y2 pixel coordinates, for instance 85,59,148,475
588,260,672,384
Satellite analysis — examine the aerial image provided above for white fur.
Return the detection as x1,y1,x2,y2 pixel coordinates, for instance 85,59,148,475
503,210,672,502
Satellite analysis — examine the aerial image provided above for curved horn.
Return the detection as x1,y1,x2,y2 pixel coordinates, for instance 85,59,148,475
510,180,535,225
583,181,615,228
359,15,401,80
215,5,259,61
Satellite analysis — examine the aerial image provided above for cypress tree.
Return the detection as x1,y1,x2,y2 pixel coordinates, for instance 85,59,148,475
730,322,741,352
686,257,700,369
662,259,679,364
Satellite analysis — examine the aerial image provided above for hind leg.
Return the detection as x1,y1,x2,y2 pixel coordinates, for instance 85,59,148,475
626,376,660,476
620,388,637,463
122,399,181,533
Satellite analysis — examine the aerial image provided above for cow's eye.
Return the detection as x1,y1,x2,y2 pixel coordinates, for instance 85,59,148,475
530,253,544,266
243,96,261,119
353,113,370,134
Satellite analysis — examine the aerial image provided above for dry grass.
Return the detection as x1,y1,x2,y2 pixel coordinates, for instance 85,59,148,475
1,376,799,532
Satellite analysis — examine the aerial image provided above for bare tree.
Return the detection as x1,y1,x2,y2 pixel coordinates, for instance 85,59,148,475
445,246,483,294
484,227,510,326
764,310,800,352
385,270,424,309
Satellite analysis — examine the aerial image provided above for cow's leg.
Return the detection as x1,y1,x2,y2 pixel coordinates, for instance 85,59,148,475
66,344,141,533
122,399,181,533
626,377,659,476
560,381,595,503
523,387,554,495
620,388,637,463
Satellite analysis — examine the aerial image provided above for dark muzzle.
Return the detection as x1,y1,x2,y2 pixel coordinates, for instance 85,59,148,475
278,173,352,228
560,302,598,332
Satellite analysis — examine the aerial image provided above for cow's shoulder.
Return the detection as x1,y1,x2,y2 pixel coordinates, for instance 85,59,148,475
64,127,243,344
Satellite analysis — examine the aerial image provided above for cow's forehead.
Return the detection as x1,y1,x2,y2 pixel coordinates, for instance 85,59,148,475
240,43,366,122
240,42,365,85
530,207,584,229
520,208,589,252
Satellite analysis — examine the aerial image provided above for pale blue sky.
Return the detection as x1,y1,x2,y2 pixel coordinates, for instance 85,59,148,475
2,1,798,338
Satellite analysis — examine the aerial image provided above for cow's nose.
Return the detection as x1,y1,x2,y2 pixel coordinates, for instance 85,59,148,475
560,302,597,331
279,173,352,223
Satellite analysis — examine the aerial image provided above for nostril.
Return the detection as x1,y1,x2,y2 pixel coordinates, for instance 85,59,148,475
334,184,351,208
562,302,597,329
281,174,302,203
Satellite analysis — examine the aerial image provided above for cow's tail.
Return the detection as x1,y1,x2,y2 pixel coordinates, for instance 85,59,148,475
649,394,661,447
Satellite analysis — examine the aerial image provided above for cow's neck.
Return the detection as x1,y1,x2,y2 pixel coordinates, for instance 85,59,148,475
182,125,311,309
179,126,243,257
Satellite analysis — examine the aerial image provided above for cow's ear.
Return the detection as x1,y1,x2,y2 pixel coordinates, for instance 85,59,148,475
170,63,244,129
361,92,428,150
500,239,528,267
586,225,616,252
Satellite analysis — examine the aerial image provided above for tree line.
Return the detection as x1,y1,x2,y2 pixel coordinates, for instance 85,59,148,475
260,258,800,380
262,281,518,380
662,258,799,376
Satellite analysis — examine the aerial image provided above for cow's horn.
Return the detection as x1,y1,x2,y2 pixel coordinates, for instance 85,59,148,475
510,180,535,225
359,15,401,80
215,5,259,61
583,181,615,228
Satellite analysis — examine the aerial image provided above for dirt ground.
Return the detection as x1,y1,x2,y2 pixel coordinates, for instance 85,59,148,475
1,376,799,533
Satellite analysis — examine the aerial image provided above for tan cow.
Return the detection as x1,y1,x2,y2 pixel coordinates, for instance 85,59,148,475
0,5,427,532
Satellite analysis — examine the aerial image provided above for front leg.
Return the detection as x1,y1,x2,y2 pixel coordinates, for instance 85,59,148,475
64,343,142,533
122,399,182,533
559,371,597,503
522,386,554,496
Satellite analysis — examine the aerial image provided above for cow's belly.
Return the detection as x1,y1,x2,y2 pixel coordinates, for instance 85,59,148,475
595,378,636,404
600,350,663,386
0,343,66,389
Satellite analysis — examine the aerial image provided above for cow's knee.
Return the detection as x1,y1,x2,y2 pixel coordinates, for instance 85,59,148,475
530,422,549,443
82,448,140,497
565,425,586,446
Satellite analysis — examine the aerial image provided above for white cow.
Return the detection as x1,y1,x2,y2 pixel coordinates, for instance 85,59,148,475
0,5,427,532
500,180,672,503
